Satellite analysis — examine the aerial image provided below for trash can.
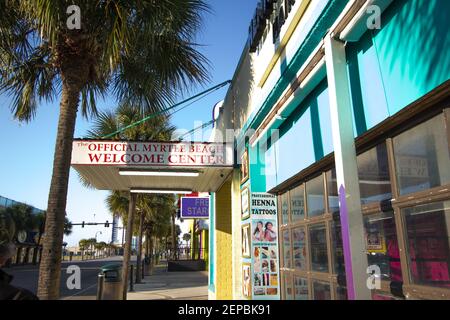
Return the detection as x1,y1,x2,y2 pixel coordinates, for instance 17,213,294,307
99,263,122,300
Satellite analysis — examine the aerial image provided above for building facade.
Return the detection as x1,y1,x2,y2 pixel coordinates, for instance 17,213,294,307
0,195,45,265
208,0,450,300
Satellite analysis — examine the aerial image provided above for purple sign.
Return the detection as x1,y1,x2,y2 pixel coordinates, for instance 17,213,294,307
180,197,210,219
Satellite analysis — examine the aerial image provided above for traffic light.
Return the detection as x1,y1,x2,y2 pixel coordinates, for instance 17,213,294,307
105,220,109,228
81,221,85,228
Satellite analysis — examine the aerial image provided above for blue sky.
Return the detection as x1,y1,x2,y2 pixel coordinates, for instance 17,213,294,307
0,0,259,246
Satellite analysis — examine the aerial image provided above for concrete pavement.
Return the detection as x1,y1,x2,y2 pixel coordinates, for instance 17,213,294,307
127,262,208,300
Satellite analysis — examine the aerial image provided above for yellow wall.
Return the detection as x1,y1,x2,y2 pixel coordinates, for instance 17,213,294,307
215,179,233,299
202,230,209,270
231,169,243,299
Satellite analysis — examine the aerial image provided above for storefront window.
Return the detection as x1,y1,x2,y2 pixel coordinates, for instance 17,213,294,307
294,277,308,300
283,274,294,300
280,193,289,225
282,229,292,269
331,218,345,276
312,281,331,300
306,175,325,217
335,285,347,300
292,227,307,271
393,114,450,195
326,169,340,213
290,185,305,222
403,201,450,288
363,211,402,281
309,224,329,273
357,142,392,204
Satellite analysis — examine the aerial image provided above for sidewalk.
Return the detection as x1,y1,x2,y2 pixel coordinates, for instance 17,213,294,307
127,261,208,300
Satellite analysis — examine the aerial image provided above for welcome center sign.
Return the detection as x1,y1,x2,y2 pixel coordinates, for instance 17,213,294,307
72,140,233,167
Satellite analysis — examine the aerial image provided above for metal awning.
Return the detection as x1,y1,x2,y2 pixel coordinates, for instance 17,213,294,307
71,139,235,193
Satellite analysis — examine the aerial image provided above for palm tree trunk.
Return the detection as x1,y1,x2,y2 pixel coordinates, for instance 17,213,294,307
122,193,136,300
135,211,144,283
37,76,81,300
149,235,154,273
145,230,150,257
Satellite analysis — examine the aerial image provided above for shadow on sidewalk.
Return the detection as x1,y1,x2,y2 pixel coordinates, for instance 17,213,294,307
127,260,208,300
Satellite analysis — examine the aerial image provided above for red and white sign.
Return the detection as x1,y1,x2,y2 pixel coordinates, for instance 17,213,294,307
71,140,234,167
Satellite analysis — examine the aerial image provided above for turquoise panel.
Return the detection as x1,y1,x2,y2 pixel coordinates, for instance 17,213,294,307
208,192,215,292
277,107,315,184
347,32,389,136
265,142,278,191
249,144,267,192
265,80,332,189
373,0,450,115
316,85,333,156
347,0,450,135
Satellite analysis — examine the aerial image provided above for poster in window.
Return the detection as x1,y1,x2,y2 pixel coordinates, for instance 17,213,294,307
252,219,277,244
241,187,250,220
242,224,251,258
250,193,280,300
365,221,386,253
240,148,249,184
242,263,252,299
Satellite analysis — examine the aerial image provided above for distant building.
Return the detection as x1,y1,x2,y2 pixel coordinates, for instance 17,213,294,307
0,195,45,265
0,195,45,215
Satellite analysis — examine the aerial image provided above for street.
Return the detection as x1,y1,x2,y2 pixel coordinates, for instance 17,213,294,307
3,256,135,300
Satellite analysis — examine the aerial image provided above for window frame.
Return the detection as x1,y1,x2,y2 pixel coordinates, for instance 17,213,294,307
276,103,450,299
385,111,450,299
277,173,336,300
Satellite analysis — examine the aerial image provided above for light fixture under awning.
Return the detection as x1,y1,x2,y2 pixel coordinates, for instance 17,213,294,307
119,169,200,177
131,189,192,194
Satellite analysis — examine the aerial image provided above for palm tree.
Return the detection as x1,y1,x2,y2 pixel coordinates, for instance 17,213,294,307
0,1,209,299
86,238,97,259
2,204,35,264
90,102,176,283
94,241,107,258
105,188,176,276
140,195,176,276
183,233,191,246
33,211,73,264
78,239,88,260
1,204,35,233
